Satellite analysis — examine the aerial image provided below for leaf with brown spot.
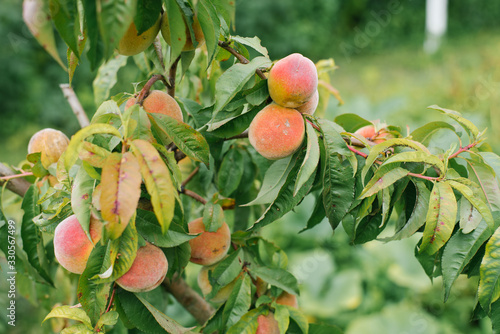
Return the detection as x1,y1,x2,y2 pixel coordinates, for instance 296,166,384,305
78,141,111,168
100,152,142,239
131,139,176,234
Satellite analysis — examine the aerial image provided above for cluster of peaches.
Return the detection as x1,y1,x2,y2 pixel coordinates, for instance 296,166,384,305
248,53,319,160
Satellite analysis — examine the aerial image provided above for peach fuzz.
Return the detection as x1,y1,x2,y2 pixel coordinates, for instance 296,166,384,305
188,218,231,266
268,53,318,108
296,90,319,115
248,104,305,160
117,17,161,56
116,243,168,293
256,313,280,334
53,215,102,274
142,90,184,122
28,128,69,168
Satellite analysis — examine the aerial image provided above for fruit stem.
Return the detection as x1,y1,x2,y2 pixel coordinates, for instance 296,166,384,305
180,188,207,205
168,56,181,97
105,285,116,313
181,166,200,187
136,74,170,105
218,41,267,80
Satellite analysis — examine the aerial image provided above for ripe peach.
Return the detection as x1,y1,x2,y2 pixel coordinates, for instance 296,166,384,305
117,17,161,56
197,265,239,303
296,90,319,115
268,53,318,108
116,243,168,292
256,313,280,334
276,291,298,308
355,124,393,144
53,215,102,274
248,104,305,160
28,128,69,168
142,90,184,122
161,13,205,51
188,218,231,266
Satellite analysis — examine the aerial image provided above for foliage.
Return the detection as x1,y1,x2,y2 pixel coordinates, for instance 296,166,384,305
1,0,500,333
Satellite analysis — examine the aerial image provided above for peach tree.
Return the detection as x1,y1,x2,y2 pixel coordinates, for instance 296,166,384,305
1,0,500,333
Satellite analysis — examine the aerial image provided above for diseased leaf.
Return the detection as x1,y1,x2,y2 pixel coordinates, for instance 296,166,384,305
467,158,500,212
42,305,92,329
71,167,95,239
295,122,320,196
360,166,409,199
479,226,500,312
460,197,483,234
100,152,142,239
78,141,111,168
149,113,209,165
420,181,457,255
131,139,176,234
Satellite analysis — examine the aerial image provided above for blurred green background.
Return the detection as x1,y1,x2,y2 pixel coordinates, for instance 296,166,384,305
1,0,500,332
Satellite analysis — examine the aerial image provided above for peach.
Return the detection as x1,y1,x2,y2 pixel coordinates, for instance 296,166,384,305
256,313,280,334
296,90,319,115
161,13,205,51
188,218,231,266
142,90,184,122
117,17,161,56
268,53,318,108
276,291,298,308
248,104,305,160
116,243,168,292
197,265,239,303
355,124,393,144
28,128,69,168
53,214,102,274
124,97,152,129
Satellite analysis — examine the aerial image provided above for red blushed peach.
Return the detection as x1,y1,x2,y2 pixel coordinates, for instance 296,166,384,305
28,128,70,168
276,291,298,308
268,53,318,108
248,104,305,160
355,125,393,144
116,243,168,292
142,90,183,122
256,313,280,334
296,90,319,115
53,215,102,274
188,218,231,266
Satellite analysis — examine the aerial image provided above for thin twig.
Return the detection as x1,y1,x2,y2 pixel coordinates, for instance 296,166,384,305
227,130,249,140
181,166,200,188
60,84,90,128
168,56,181,97
218,41,267,80
448,142,478,160
0,163,31,197
105,285,116,313
0,171,33,181
136,74,170,105
182,188,207,205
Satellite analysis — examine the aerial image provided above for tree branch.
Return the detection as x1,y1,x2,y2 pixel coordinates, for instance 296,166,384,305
218,41,267,80
182,166,200,188
163,274,215,325
181,188,207,205
0,163,31,197
60,84,90,128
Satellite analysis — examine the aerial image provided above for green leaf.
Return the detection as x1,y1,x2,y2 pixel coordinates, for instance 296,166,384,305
274,304,290,334
286,306,309,334
203,201,225,232
420,181,458,255
65,123,122,171
300,193,326,233
248,266,299,296
334,113,372,133
479,226,500,312
21,185,53,285
380,181,430,241
82,0,103,70
149,113,210,165
467,158,500,212
231,36,269,57
447,179,494,229
309,323,343,334
78,242,112,325
360,166,409,199
208,104,262,136
43,305,92,329
163,0,187,64
49,0,79,57
460,197,483,234
197,0,221,66
428,105,480,140
207,249,243,300
96,311,119,328
131,139,176,234
93,56,128,106
97,0,136,59
213,56,272,116
222,274,252,328
443,218,497,302
134,0,162,35
23,0,67,69
78,141,111,168
410,121,458,145
136,209,195,247
218,148,244,197
61,324,94,334
164,242,191,279
71,167,95,239
136,295,196,333
243,155,294,206
294,122,320,196
100,152,142,239
383,151,445,175
227,307,265,334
